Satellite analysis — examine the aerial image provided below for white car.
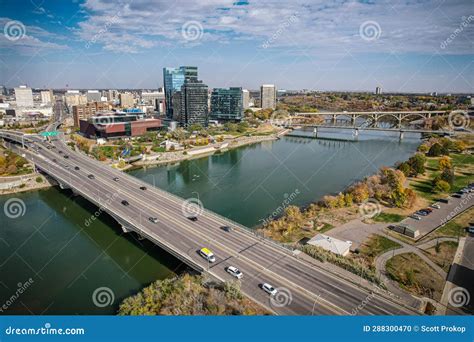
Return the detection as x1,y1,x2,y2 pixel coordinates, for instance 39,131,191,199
410,214,421,221
430,203,441,209
226,266,243,279
261,283,278,296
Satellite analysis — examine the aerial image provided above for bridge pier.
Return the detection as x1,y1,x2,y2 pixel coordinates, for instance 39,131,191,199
58,182,70,190
351,115,356,126
313,127,318,138
353,128,359,141
399,131,404,141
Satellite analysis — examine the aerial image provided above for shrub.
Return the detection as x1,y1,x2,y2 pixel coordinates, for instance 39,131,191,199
35,176,43,183
433,179,450,193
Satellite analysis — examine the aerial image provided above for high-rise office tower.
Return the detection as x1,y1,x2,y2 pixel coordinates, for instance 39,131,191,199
178,79,208,127
210,87,243,121
14,86,34,107
40,90,54,104
163,66,198,119
375,86,382,95
260,84,276,109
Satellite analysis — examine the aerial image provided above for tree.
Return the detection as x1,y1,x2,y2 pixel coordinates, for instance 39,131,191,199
407,153,426,176
348,182,370,203
452,140,467,153
417,143,429,153
438,156,452,171
427,143,443,157
433,179,450,193
397,162,412,177
440,167,455,185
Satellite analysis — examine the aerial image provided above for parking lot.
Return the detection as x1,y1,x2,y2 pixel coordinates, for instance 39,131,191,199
402,191,474,239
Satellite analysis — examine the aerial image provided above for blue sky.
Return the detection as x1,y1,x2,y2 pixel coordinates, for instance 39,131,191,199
0,0,473,92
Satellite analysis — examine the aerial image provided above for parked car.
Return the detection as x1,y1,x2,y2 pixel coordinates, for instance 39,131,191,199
87,174,94,179
430,203,441,209
416,210,429,216
226,266,243,279
261,283,278,296
438,198,449,204
452,193,462,198
187,216,198,222
410,214,422,220
467,227,474,234
64,155,69,159
140,186,147,190
121,200,129,206
113,177,119,181
149,217,158,223
74,166,80,170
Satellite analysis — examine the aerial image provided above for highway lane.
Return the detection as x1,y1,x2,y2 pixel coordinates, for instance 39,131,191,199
1,127,417,315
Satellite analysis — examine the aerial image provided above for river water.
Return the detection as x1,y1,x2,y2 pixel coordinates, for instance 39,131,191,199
0,132,420,314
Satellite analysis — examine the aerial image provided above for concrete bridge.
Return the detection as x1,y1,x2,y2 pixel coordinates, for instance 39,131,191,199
0,123,418,316
291,111,447,129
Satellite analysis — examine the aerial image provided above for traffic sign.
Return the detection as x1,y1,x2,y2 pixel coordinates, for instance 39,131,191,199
40,131,59,137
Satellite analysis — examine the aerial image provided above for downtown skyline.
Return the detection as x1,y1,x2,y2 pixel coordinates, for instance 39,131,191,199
0,0,473,93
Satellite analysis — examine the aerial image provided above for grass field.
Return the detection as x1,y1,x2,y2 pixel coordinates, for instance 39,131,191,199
433,207,473,239
386,253,444,301
357,234,401,265
423,240,458,272
373,212,405,223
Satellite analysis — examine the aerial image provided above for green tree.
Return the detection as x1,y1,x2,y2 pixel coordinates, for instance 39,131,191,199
433,179,450,193
407,153,426,176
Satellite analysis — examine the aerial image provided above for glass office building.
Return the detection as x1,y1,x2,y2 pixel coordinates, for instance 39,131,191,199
210,87,243,121
178,79,209,127
163,66,198,119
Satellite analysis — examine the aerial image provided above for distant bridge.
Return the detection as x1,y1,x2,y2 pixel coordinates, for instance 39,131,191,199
291,110,447,129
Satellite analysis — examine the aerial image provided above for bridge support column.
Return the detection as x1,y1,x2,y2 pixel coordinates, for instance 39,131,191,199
121,225,133,233
399,131,404,141
351,115,356,127
353,128,359,141
58,182,70,190
313,127,318,138
331,114,336,125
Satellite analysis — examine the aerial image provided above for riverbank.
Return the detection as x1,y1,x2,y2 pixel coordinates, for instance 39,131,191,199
0,173,53,195
131,134,278,167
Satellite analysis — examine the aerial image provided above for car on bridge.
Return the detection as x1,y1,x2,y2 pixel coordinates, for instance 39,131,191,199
149,217,158,223
113,177,119,181
199,248,216,263
87,174,95,179
139,186,147,190
226,266,243,279
261,283,278,296
121,200,129,206
187,216,198,222
74,166,80,170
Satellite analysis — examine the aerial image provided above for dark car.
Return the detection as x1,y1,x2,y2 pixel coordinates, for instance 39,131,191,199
149,217,158,223
87,174,95,179
74,166,80,170
187,216,198,222
64,155,69,159
113,177,119,181
121,200,129,206
452,193,462,198
221,226,232,232
52,158,57,162
58,150,63,154
438,198,449,204
140,186,147,190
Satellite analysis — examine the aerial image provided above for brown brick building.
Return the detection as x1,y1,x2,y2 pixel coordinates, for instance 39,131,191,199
73,102,109,127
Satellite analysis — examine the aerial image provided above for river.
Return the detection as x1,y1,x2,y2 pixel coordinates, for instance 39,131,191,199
0,132,420,314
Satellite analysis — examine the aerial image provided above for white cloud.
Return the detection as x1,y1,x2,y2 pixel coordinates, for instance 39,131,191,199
74,0,474,55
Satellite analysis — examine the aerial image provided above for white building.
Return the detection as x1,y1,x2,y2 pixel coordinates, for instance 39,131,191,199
40,90,53,104
87,90,101,102
260,84,276,109
14,86,34,107
242,89,250,109
307,234,352,256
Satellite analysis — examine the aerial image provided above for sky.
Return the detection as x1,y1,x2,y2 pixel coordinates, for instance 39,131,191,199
0,0,473,92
